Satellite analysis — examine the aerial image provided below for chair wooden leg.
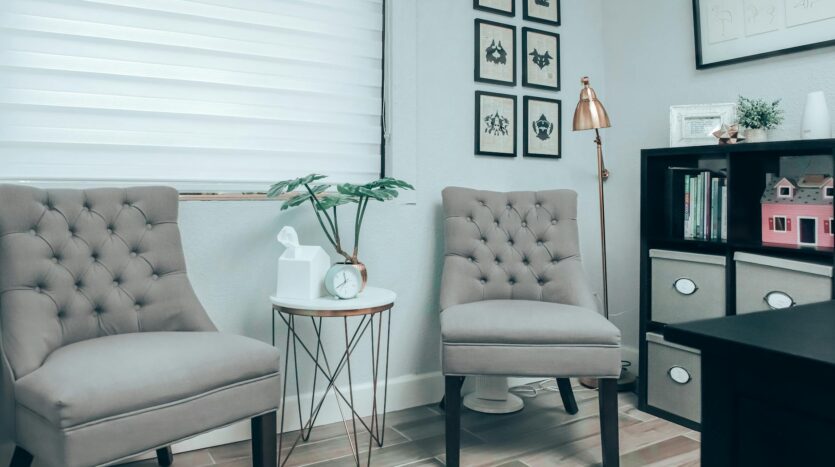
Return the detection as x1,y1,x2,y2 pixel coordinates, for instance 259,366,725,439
251,411,277,467
8,447,33,467
555,378,579,415
599,378,620,467
156,446,173,466
445,376,462,467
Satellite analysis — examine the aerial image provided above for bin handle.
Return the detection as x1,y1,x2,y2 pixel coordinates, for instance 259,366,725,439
673,278,698,296
764,291,795,310
668,366,691,385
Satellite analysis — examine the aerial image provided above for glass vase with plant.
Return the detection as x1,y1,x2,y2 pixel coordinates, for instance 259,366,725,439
737,96,784,142
267,174,413,283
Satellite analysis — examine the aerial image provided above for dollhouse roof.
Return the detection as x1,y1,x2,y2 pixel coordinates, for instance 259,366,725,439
762,176,833,206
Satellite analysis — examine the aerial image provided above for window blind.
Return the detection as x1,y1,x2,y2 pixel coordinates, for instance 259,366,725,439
0,0,384,191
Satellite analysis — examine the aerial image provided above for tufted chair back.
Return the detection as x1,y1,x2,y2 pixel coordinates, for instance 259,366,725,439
0,185,216,381
440,186,597,312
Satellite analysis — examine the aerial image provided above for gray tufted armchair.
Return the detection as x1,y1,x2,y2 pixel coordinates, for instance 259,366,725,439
0,185,280,467
440,187,621,466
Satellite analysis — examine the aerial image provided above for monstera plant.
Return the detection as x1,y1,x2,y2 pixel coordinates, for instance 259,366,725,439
267,174,413,265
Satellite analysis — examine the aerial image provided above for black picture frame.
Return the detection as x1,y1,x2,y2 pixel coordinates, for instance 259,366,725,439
474,19,517,86
522,26,560,91
475,91,517,158
473,0,515,17
523,96,561,159
523,0,561,27
693,0,835,69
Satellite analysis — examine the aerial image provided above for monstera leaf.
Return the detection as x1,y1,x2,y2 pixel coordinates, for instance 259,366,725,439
364,178,414,191
267,174,328,198
279,184,328,210
314,193,358,210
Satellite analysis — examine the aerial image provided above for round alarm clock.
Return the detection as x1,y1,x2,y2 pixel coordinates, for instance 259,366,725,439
324,264,363,299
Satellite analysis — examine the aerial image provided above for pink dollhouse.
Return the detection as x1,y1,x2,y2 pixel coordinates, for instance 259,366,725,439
761,174,834,248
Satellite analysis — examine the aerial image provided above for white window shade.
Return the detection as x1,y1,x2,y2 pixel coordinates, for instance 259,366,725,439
0,0,383,191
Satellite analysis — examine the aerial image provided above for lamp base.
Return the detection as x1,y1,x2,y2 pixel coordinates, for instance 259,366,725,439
579,369,637,393
462,376,525,414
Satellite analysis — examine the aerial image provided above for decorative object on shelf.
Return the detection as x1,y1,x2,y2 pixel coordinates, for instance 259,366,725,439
275,226,331,300
473,0,514,17
524,96,561,158
669,103,737,147
522,27,560,90
801,91,832,140
324,263,364,299
760,173,834,248
475,19,516,86
523,0,560,26
692,0,835,69
737,95,784,143
476,91,517,157
267,174,414,289
712,123,745,145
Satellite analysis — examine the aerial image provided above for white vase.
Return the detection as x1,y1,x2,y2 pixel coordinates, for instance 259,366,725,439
801,91,831,140
746,128,768,142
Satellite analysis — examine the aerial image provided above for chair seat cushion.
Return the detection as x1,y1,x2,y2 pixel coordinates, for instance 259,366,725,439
441,300,621,378
15,332,280,429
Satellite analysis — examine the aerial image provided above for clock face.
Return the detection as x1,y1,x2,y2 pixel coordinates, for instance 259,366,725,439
327,265,361,299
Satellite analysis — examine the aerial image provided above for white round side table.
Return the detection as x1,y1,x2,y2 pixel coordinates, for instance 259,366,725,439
270,287,396,467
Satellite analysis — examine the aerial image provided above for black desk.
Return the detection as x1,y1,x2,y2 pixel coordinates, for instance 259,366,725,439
665,301,835,467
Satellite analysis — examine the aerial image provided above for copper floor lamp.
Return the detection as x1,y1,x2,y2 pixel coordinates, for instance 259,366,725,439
572,77,634,391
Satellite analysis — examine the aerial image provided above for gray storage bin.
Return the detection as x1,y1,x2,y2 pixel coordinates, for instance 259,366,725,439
735,252,832,314
647,332,701,423
650,249,726,324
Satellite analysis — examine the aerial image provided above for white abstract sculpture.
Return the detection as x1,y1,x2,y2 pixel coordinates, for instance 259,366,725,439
275,226,331,300
801,91,831,140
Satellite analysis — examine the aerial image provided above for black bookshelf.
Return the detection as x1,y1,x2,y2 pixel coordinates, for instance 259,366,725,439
638,139,835,431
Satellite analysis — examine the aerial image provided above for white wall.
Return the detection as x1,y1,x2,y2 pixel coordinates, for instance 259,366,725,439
600,0,835,359
165,0,610,450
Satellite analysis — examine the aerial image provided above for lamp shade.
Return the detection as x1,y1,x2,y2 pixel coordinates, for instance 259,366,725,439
573,76,611,131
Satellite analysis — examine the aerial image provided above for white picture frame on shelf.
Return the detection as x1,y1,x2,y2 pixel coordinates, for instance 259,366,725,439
670,103,737,147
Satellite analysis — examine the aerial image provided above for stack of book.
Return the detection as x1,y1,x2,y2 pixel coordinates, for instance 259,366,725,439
665,167,727,241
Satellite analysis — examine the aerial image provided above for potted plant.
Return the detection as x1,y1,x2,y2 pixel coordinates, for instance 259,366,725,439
737,95,784,142
267,174,414,286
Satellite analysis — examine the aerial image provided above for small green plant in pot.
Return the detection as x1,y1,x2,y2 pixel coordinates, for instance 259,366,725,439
737,96,784,143
267,174,414,288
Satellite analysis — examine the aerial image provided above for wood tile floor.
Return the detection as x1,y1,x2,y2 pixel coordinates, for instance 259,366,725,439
123,380,700,467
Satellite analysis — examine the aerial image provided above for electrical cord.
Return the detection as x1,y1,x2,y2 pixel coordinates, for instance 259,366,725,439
509,361,632,399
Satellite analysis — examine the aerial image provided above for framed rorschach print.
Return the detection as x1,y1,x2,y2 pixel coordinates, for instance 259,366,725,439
473,0,515,17
524,0,561,26
475,19,516,86
522,27,560,90
476,91,517,157
524,96,561,159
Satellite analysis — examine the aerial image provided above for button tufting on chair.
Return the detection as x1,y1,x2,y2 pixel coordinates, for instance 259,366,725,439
152,274,159,281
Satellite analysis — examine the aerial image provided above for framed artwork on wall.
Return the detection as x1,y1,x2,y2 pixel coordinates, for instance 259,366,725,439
669,103,737,147
473,0,515,17
523,0,560,26
524,97,561,158
522,27,560,90
476,91,517,157
693,0,835,69
475,19,516,86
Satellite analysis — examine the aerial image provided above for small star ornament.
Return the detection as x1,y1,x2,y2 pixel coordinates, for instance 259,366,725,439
712,123,746,145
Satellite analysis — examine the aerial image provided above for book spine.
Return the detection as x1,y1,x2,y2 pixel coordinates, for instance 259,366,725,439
696,173,704,239
711,178,719,240
706,173,712,240
684,175,691,239
721,182,728,241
